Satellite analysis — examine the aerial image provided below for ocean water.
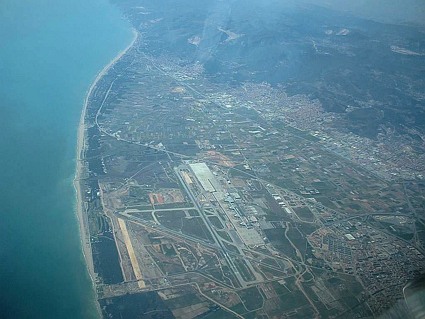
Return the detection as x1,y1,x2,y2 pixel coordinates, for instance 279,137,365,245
0,1,131,318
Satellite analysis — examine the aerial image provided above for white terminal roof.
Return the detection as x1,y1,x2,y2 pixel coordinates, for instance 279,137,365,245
345,233,355,240
189,163,221,193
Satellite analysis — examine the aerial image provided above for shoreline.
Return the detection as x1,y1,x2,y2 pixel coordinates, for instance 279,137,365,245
73,28,138,317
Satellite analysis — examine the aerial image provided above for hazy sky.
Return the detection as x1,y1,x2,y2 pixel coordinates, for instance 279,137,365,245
304,0,425,26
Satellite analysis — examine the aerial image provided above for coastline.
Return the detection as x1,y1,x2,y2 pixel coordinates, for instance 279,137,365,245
73,28,138,317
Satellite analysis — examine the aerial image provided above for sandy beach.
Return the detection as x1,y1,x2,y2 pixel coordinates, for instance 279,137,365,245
73,28,138,315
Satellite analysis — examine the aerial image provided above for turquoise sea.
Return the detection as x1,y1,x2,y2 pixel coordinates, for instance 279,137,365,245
0,1,131,318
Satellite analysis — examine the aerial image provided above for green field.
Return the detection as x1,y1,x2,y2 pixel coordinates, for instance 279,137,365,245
217,230,233,242
234,259,256,282
238,286,264,311
208,215,224,229
264,228,297,260
182,217,214,242
287,225,307,257
293,207,315,222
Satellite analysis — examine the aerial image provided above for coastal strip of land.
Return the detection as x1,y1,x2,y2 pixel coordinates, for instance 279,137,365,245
73,28,138,315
